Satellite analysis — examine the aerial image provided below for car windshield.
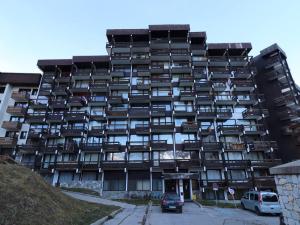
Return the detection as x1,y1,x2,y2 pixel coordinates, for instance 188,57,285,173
262,194,278,202
166,193,180,200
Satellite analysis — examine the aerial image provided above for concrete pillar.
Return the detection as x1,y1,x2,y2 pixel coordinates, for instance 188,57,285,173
150,171,153,191
179,179,184,202
189,179,193,200
224,190,228,200
52,170,59,186
125,170,128,192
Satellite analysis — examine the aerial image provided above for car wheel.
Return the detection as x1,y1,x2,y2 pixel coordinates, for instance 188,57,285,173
178,208,182,213
161,208,165,213
255,207,262,216
241,203,246,210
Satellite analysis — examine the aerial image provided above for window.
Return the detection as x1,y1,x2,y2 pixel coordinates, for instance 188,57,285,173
128,152,149,161
152,179,162,191
83,153,99,163
108,135,127,145
43,154,55,168
103,180,126,191
20,131,27,139
175,133,196,144
229,170,246,180
152,134,173,144
10,116,24,122
105,152,125,161
137,180,150,191
207,170,222,180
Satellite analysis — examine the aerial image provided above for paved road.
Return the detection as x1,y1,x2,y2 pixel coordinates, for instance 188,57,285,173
147,203,280,225
63,192,279,225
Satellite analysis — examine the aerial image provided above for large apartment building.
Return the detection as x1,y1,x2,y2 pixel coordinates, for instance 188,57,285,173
254,44,300,162
9,25,284,200
0,72,41,157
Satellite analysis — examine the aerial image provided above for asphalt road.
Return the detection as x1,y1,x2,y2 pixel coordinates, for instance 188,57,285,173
146,202,280,225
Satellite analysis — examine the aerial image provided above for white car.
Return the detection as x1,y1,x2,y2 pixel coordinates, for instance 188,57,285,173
241,191,281,215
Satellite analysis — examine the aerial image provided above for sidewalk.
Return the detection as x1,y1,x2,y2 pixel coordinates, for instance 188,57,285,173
63,191,146,225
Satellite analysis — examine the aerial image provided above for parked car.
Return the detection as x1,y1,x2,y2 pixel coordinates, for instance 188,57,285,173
161,192,183,213
241,191,281,215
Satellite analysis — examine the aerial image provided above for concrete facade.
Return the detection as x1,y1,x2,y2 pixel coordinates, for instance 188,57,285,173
270,160,300,225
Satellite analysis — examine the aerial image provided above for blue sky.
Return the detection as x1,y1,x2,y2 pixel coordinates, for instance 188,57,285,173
0,0,299,84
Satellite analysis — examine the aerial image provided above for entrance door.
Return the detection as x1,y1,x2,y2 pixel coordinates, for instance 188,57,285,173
183,179,191,200
165,179,177,193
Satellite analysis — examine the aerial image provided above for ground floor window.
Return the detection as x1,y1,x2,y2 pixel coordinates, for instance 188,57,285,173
103,171,126,191
203,190,225,200
103,180,125,191
152,172,163,191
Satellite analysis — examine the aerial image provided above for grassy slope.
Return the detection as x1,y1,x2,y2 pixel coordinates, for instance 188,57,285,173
0,163,119,225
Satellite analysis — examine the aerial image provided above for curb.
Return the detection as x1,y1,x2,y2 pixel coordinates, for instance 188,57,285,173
61,190,100,198
193,200,203,209
90,208,123,225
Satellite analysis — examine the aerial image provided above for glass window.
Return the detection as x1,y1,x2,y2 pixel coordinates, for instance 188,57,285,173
207,170,222,180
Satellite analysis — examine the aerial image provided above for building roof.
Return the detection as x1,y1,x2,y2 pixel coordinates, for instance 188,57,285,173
270,160,300,175
0,72,41,86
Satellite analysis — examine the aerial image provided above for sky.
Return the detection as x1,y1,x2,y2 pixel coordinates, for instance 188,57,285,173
0,0,299,84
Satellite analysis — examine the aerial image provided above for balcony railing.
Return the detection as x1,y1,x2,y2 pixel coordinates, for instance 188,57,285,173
0,137,18,147
247,141,278,152
11,91,29,101
223,142,246,151
1,121,22,131
181,122,198,132
242,108,269,119
151,122,175,132
151,140,168,150
127,141,150,151
218,125,244,135
64,111,88,121
183,140,201,151
202,142,223,151
6,106,27,116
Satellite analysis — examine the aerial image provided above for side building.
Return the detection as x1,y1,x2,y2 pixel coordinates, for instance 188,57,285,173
16,25,281,200
0,72,41,159
254,44,300,163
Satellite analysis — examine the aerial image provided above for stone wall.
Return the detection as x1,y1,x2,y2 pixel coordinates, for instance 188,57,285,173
60,181,102,194
270,160,300,225
274,175,300,225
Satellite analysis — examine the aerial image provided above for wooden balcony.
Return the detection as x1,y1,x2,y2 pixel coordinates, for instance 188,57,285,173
251,159,282,168
253,176,276,189
225,160,250,168
202,142,223,151
11,91,29,102
223,143,246,151
176,159,200,169
80,143,102,152
64,111,88,122
1,121,22,131
203,160,224,169
247,141,278,152
151,122,175,133
127,160,151,169
101,161,127,170
0,137,18,148
46,113,64,123
106,109,128,119
128,94,150,103
181,122,198,133
26,113,47,123
127,141,150,151
61,126,86,137
102,142,121,152
6,106,27,116
151,140,167,150
218,125,244,135
129,108,150,118
183,140,201,151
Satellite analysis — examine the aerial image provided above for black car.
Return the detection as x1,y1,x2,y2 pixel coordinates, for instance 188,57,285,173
160,193,183,213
